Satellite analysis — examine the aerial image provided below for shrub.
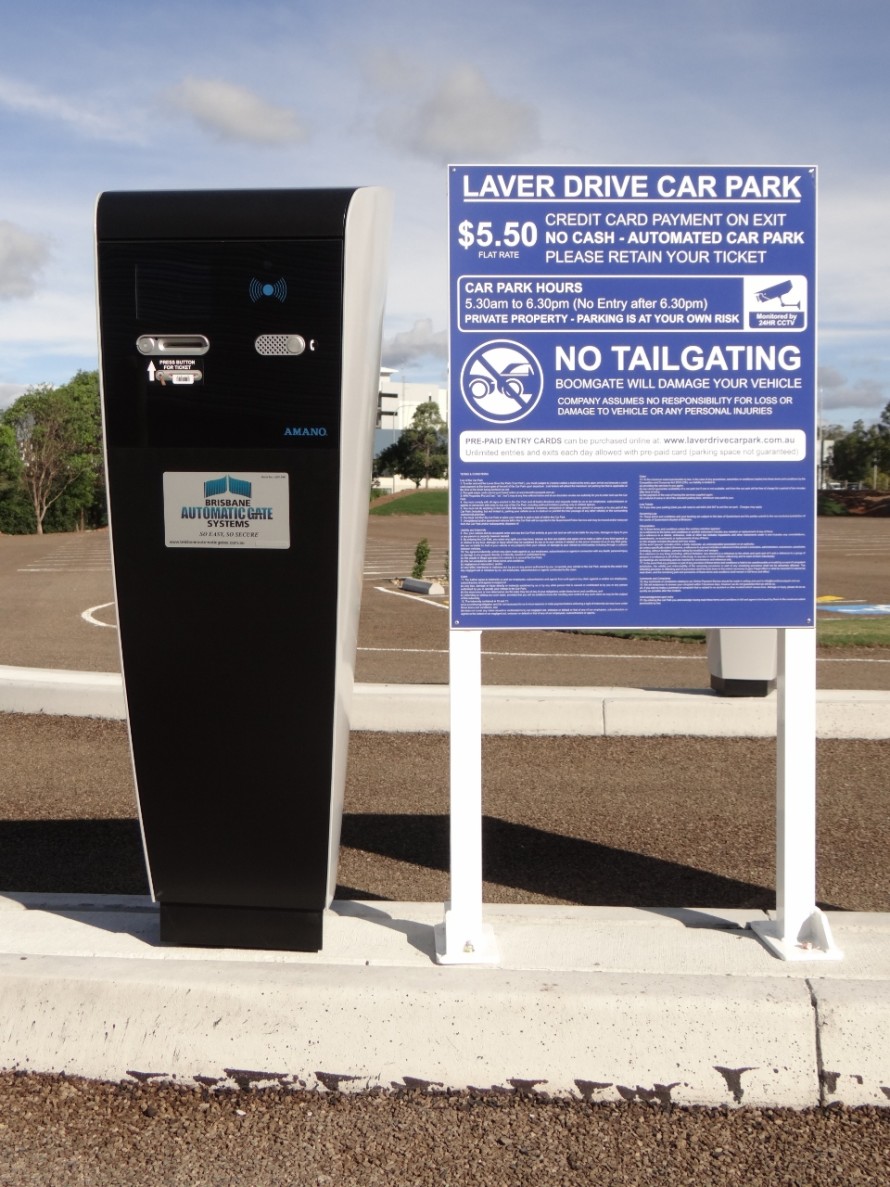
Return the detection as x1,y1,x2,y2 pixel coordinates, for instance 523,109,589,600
412,537,430,579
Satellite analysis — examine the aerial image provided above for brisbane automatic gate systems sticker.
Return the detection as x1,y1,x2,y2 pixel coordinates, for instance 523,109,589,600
163,472,290,549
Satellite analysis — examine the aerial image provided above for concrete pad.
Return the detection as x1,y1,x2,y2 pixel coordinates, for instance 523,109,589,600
0,896,742,968
7,896,890,1106
762,910,890,980
810,979,890,1106
0,951,820,1106
4,897,887,979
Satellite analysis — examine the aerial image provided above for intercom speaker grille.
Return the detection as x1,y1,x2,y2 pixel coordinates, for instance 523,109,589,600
254,334,306,356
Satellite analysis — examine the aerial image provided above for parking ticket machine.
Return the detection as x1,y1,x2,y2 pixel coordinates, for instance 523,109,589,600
96,188,391,951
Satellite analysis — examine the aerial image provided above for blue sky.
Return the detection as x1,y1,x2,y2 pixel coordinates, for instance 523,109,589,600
0,0,887,427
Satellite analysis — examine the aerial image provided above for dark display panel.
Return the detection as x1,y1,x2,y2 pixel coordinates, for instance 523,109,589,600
99,239,344,450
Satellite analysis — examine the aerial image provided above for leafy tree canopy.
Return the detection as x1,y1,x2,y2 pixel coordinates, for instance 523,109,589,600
374,401,447,489
0,370,105,534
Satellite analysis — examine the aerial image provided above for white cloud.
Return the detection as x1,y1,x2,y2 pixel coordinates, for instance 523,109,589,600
0,383,28,409
362,49,427,97
0,222,51,299
818,186,890,324
819,366,887,417
0,287,97,358
0,74,129,141
380,64,539,162
382,319,447,369
165,77,309,145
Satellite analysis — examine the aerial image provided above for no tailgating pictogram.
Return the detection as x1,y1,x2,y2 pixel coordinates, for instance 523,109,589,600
460,340,543,423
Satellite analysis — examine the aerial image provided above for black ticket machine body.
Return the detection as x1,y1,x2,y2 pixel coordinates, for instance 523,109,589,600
96,189,391,951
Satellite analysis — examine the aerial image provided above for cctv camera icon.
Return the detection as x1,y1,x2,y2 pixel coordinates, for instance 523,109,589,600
754,279,800,308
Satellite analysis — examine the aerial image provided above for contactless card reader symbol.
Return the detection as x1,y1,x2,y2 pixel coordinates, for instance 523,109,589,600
249,277,288,303
460,340,543,423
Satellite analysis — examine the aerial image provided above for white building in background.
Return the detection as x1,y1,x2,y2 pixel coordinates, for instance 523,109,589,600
374,369,447,455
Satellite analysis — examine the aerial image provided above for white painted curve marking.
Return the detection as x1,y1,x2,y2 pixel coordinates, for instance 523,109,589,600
82,602,117,629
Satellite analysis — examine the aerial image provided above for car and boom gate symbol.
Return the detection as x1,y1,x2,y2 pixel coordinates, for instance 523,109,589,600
460,340,544,424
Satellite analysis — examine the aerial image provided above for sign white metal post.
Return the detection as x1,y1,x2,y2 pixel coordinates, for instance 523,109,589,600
435,629,498,964
750,628,842,960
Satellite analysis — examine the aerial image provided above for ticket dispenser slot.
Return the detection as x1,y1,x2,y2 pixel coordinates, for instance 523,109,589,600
96,188,391,951
136,335,210,355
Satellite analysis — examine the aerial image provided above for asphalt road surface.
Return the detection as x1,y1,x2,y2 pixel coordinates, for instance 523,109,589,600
0,515,888,689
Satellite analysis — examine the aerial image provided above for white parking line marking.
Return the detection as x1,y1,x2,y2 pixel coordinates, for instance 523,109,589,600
82,602,117,629
357,644,890,664
360,646,450,654
374,586,449,610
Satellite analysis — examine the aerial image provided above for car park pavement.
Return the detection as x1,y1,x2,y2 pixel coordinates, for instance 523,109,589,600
1,518,890,690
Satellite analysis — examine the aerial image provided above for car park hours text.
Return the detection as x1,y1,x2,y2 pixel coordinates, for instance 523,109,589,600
461,172,803,200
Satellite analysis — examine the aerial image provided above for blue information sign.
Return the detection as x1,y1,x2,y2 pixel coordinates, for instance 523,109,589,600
448,165,816,630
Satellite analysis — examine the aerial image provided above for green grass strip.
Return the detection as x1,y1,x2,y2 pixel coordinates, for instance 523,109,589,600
369,490,448,516
573,617,890,648
815,614,890,647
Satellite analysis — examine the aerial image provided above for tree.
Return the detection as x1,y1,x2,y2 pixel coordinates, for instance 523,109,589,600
1,370,104,534
374,435,418,485
878,401,890,473
374,401,448,489
0,422,21,496
0,420,33,533
829,420,885,487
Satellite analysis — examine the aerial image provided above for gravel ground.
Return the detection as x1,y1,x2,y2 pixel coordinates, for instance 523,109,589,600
1,715,890,1181
1,1074,888,1187
1,717,888,912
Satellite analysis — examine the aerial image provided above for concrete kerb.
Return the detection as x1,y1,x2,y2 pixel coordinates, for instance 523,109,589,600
0,667,125,720
2,665,889,738
0,896,889,1107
